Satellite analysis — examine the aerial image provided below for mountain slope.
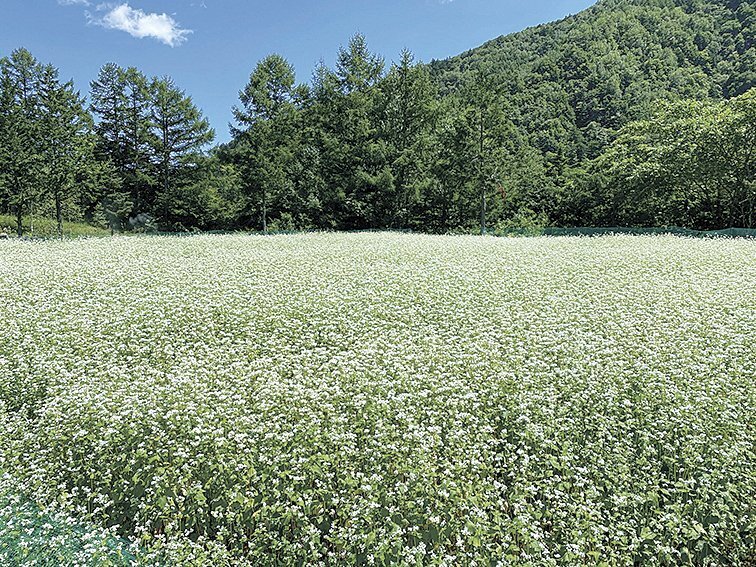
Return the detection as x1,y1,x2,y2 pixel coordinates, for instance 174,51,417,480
431,0,754,164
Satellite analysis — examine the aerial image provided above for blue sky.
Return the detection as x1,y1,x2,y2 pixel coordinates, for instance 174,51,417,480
1,0,595,142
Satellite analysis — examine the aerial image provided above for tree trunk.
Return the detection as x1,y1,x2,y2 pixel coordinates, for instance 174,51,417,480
479,108,486,235
15,205,22,238
165,168,170,218
262,186,268,233
56,189,63,240
480,191,487,235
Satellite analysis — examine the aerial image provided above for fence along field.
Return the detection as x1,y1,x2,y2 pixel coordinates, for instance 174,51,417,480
0,233,754,565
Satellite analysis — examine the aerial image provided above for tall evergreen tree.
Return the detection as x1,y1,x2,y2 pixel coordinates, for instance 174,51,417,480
310,34,386,228
150,77,214,225
38,64,94,239
377,49,439,227
90,63,127,174
233,55,300,231
89,63,134,228
122,67,155,214
0,48,44,236
90,64,155,219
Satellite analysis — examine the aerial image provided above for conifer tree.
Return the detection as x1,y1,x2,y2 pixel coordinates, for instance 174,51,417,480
0,49,44,237
38,64,94,239
150,77,214,225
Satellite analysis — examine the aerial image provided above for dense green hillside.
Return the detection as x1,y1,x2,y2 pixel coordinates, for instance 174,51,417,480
431,0,754,165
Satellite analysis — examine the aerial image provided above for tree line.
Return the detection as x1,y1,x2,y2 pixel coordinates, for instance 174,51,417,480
0,49,220,237
227,33,754,233
1,29,754,235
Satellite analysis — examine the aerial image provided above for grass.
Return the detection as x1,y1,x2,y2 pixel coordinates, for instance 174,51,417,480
0,214,110,238
0,233,754,565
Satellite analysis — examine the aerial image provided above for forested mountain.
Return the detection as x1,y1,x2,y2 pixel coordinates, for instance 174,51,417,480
432,0,753,164
427,0,755,228
1,0,753,235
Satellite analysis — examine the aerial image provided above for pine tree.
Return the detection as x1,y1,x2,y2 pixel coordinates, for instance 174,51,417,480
122,67,156,214
0,49,44,237
90,64,127,174
233,55,300,232
378,49,439,227
38,64,94,239
90,64,154,218
149,77,214,226
324,34,386,228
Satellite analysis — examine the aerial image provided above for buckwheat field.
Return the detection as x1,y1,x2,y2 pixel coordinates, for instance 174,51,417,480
0,233,754,566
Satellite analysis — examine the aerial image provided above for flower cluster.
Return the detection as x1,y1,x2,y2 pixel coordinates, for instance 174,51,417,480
0,233,754,565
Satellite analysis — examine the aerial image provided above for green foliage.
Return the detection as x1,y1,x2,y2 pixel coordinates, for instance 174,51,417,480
3,0,755,234
0,49,45,237
231,54,303,231
219,0,754,233
432,0,753,151
582,88,755,228
150,76,215,223
38,64,96,238
429,0,754,228
0,474,141,566
156,154,243,231
0,51,229,235
90,64,155,219
493,209,549,236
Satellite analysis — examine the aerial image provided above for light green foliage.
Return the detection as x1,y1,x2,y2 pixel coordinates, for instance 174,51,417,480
433,0,753,158
588,89,756,228
0,233,754,565
431,0,754,228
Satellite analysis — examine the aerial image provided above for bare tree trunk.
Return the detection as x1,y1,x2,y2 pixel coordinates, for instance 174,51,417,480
55,189,63,240
262,186,268,233
479,108,486,235
480,190,487,235
15,203,22,238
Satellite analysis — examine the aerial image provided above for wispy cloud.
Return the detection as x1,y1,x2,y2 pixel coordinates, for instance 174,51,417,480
88,4,192,47
57,0,193,47
59,0,193,47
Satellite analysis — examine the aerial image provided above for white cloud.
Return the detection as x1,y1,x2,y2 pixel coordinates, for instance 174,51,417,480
89,3,192,47
58,0,92,5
